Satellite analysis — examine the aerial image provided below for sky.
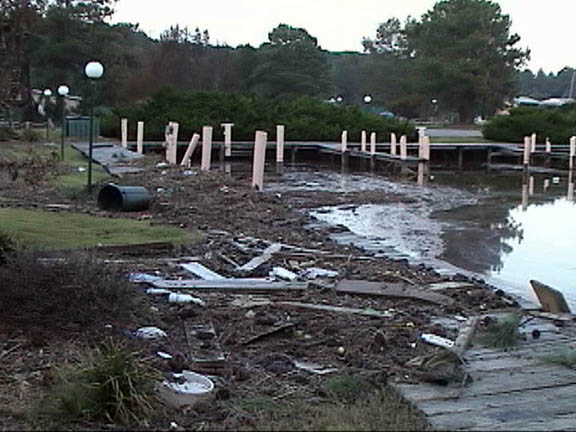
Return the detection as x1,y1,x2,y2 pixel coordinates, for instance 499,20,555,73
112,0,573,73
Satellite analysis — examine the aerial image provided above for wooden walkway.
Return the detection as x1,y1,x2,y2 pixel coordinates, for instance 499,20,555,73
394,316,576,431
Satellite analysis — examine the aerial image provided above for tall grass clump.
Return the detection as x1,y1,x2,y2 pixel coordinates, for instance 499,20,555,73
48,339,159,425
476,314,521,350
0,251,140,334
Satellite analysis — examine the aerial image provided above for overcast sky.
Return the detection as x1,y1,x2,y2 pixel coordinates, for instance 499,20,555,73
112,0,572,73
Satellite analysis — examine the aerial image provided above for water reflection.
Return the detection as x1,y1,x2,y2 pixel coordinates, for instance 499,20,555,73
436,171,576,306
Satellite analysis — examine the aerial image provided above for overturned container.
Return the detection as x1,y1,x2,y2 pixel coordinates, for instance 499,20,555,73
98,184,150,212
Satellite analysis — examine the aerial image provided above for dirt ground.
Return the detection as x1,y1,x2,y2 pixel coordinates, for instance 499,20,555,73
0,143,520,430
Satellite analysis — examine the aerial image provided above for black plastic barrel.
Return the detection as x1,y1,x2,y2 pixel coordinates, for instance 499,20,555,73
98,184,150,212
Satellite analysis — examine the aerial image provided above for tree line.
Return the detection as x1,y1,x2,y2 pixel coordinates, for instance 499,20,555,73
0,0,565,124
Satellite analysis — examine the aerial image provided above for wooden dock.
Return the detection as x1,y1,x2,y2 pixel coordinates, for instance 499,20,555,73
394,315,576,431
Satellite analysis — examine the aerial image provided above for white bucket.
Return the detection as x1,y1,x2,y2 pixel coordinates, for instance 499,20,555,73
159,371,214,408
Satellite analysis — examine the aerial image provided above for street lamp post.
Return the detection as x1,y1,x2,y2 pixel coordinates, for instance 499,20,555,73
57,85,69,160
431,98,438,122
43,89,52,140
84,61,104,191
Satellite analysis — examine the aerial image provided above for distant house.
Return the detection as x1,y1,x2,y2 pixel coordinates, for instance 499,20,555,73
31,89,82,114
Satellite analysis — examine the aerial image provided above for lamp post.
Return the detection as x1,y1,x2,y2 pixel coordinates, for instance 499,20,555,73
431,98,438,122
43,89,52,140
57,85,69,160
84,61,104,191
363,94,373,104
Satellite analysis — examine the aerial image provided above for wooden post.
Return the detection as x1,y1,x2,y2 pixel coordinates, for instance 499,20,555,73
370,132,376,155
164,123,171,162
201,126,213,171
531,133,537,153
529,175,535,196
181,133,200,167
221,123,234,157
417,162,426,186
276,125,285,163
361,130,367,152
544,178,550,192
121,118,128,149
341,130,348,152
423,136,431,161
570,136,576,171
252,131,267,191
390,133,397,156
136,121,144,154
523,136,531,166
457,147,464,171
400,135,407,160
568,172,574,202
166,122,179,165
546,137,552,153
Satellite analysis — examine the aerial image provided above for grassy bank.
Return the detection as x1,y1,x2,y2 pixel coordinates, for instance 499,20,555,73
0,208,200,249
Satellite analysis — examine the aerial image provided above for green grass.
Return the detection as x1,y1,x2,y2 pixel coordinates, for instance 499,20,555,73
476,314,521,350
539,347,576,369
51,144,110,194
0,208,200,249
228,383,430,431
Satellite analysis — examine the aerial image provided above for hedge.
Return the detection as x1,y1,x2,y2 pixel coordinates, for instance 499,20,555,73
101,90,416,142
482,105,576,144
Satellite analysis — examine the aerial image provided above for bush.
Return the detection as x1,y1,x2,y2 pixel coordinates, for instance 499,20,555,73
0,126,18,141
0,230,16,265
49,339,159,425
0,252,141,334
101,90,416,142
482,105,576,143
18,128,42,142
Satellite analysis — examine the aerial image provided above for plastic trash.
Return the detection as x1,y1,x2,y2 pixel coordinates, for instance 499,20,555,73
159,371,214,408
157,351,174,359
300,267,339,279
168,293,206,306
135,327,167,339
130,273,163,283
421,333,455,349
146,288,173,296
270,267,297,281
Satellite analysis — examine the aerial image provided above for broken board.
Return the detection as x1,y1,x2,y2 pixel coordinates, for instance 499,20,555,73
531,280,571,314
237,243,282,273
335,280,453,306
180,262,226,280
276,301,393,319
183,321,225,373
152,279,307,293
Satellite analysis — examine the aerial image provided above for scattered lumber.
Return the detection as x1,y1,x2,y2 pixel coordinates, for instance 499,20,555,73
152,278,308,293
335,280,453,306
237,243,282,273
180,262,226,280
276,301,393,319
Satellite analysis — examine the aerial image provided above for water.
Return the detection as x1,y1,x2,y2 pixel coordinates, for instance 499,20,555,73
267,165,576,308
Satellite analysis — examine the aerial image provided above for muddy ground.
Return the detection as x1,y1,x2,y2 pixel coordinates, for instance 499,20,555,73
0,143,520,430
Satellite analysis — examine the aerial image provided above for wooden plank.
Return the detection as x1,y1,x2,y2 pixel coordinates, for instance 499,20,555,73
183,321,225,373
394,365,576,402
466,336,576,360
335,280,453,305
92,241,173,255
241,323,296,345
419,383,576,417
431,399,576,431
531,280,572,313
180,262,226,280
453,317,480,356
152,279,307,292
237,243,282,273
468,414,576,431
276,301,393,319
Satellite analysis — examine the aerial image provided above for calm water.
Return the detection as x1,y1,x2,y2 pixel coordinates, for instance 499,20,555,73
434,171,576,307
267,164,576,308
